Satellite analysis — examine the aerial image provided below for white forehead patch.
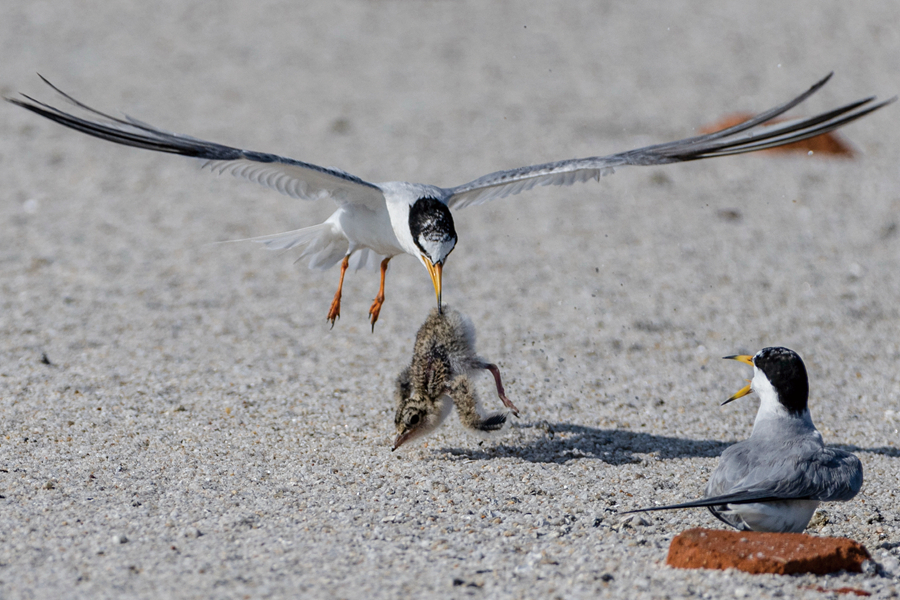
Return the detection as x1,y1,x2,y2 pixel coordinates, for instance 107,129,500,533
418,235,456,263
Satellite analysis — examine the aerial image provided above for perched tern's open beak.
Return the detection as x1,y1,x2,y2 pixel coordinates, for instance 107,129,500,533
721,354,755,405
722,381,752,406
423,258,443,313
724,354,755,366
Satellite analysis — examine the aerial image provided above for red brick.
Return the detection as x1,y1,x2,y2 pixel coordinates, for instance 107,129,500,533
666,528,870,575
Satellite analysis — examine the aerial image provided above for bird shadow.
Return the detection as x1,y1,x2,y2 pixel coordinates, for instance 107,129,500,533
437,421,732,465
437,422,900,464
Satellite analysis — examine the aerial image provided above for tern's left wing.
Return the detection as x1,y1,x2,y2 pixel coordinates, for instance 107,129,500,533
622,445,863,516
710,444,863,504
446,74,895,209
6,77,386,211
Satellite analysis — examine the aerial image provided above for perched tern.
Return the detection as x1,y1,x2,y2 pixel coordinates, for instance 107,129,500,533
392,306,517,450
624,347,863,533
7,75,893,328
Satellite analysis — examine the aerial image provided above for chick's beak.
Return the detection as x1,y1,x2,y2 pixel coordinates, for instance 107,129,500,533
721,354,755,405
423,257,443,313
392,430,414,452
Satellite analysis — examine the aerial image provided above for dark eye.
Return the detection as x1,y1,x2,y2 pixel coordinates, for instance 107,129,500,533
408,414,420,426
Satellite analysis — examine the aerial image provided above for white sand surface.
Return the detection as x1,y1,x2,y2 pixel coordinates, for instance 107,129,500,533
1,1,898,598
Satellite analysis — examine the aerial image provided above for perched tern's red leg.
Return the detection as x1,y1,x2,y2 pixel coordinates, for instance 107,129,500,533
327,255,350,328
483,363,519,416
368,257,391,331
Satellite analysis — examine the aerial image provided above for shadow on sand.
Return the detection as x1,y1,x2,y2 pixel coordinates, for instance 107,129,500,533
438,421,730,465
438,422,900,464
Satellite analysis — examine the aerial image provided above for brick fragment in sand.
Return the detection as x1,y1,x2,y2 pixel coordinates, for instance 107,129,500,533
666,528,870,575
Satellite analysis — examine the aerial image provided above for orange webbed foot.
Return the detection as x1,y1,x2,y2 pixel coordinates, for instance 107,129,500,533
327,296,341,329
368,294,384,332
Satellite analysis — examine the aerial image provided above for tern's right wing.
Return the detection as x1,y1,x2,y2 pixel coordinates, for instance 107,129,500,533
706,442,864,504
6,76,386,211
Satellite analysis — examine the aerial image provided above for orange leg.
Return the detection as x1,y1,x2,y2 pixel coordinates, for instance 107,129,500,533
327,255,350,329
368,257,392,331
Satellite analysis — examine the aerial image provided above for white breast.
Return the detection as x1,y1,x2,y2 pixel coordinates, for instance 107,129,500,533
336,203,404,257
726,500,820,533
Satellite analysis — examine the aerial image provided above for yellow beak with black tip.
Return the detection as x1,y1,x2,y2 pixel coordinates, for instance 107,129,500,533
721,354,755,405
724,354,754,366
422,257,443,313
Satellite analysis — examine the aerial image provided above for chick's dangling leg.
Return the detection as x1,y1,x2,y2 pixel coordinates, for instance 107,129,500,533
447,375,507,433
368,257,391,331
482,363,519,416
327,255,350,328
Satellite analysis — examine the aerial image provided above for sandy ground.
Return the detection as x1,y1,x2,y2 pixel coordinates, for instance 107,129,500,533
1,1,899,598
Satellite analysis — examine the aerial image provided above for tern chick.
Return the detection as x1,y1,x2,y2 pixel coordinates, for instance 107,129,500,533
392,306,519,450
624,347,862,533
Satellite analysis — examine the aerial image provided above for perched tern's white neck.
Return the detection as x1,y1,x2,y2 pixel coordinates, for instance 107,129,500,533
750,366,814,431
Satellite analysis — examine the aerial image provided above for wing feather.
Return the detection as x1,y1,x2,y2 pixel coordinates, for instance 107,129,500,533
447,74,895,209
707,436,863,503
6,76,386,210
622,442,862,516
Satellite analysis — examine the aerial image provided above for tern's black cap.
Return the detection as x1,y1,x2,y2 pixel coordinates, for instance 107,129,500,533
753,347,809,414
409,197,456,261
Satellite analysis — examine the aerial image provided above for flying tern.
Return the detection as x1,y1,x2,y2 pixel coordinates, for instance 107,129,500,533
7,74,894,328
624,347,863,533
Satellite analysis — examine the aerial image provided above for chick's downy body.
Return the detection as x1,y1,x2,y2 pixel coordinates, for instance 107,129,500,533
392,306,518,450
